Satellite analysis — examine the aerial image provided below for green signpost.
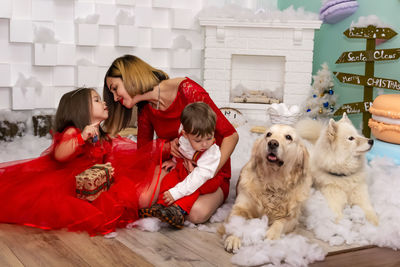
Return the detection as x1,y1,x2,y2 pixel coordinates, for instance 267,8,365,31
334,25,398,137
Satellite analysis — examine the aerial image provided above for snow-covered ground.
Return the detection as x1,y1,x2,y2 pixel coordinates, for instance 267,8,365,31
1,121,400,266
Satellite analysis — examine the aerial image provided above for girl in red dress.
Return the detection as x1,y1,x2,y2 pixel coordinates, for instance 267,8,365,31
103,54,239,224
0,88,163,236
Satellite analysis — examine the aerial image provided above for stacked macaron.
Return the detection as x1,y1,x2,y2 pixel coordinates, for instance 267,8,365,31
319,0,359,24
368,94,400,144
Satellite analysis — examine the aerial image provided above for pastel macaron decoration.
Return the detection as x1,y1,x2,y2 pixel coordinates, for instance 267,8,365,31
368,94,400,144
319,0,359,24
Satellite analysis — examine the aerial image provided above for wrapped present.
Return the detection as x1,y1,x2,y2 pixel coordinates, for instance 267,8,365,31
75,163,114,201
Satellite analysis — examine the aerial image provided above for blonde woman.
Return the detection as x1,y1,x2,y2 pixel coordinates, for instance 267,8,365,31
103,55,239,224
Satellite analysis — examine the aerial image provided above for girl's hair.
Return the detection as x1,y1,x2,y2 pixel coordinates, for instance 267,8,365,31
103,54,169,135
181,102,216,137
53,87,107,138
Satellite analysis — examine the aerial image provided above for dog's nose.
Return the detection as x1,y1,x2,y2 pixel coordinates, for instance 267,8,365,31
368,139,374,146
268,139,279,149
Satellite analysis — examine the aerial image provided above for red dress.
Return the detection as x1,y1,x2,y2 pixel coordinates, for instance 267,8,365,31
137,77,237,200
0,127,163,236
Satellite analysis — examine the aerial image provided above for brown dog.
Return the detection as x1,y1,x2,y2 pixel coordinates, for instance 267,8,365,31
221,124,311,252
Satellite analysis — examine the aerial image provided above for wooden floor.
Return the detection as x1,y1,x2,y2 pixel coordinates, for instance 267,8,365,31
0,223,399,267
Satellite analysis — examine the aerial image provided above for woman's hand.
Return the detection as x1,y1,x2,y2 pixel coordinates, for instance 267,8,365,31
169,138,183,158
183,158,195,173
81,122,100,141
162,160,176,172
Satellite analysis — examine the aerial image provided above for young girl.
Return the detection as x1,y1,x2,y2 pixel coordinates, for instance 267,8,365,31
140,102,221,228
0,88,163,236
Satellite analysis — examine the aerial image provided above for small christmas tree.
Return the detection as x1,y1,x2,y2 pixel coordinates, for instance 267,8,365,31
305,63,336,119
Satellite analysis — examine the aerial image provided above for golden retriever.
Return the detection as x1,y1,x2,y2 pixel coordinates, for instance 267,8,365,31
221,124,311,252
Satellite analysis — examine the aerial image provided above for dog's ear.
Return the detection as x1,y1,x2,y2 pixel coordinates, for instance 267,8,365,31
299,142,310,177
251,138,264,167
327,118,337,142
341,112,351,123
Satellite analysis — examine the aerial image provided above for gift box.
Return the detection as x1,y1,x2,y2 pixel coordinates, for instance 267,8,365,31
75,163,114,201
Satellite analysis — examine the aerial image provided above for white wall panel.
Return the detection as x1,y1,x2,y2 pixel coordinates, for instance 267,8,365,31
12,0,32,19
10,20,34,43
0,88,11,109
32,0,55,21
1,1,209,110
0,0,12,19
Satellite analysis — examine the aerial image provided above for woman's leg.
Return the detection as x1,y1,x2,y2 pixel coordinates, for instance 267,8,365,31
186,187,224,224
138,166,168,208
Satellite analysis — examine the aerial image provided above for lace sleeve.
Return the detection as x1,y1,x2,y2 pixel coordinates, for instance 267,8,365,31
53,127,86,162
182,79,236,138
137,104,155,148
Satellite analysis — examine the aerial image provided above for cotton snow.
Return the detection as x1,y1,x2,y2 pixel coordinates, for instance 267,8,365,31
1,120,400,266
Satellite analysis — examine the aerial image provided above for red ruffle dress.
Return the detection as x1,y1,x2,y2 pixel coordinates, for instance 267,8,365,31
137,77,237,199
0,127,163,236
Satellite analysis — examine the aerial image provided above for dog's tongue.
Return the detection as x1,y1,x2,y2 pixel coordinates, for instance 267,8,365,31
267,154,277,161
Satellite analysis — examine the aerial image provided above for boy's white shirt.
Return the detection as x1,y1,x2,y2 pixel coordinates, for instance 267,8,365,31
168,126,221,201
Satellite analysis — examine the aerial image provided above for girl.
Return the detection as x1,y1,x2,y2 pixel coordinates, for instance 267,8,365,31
103,55,239,224
0,88,163,236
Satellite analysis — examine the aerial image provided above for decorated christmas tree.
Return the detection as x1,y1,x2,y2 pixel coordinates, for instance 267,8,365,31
305,63,336,119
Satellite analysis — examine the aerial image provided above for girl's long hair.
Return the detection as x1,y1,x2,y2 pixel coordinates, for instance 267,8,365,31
53,88,107,139
103,54,169,135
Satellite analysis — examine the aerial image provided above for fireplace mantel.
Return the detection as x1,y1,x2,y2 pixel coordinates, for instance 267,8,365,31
199,17,322,121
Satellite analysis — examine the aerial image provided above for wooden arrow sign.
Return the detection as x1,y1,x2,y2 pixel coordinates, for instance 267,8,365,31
334,101,372,116
334,72,400,91
336,48,400,63
344,25,397,39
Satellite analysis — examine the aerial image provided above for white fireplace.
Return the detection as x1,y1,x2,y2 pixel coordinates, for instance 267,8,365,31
199,18,322,121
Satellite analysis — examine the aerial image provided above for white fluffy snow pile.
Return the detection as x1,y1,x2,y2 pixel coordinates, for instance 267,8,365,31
199,4,318,21
1,121,400,266
303,158,400,249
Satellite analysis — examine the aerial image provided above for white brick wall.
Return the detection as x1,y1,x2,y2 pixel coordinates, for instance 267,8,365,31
1,2,205,110
199,18,321,121
2,2,319,115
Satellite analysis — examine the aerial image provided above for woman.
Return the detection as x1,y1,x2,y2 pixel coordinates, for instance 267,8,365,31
103,55,239,223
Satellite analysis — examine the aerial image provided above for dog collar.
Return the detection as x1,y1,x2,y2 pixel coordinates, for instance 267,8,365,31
327,171,349,177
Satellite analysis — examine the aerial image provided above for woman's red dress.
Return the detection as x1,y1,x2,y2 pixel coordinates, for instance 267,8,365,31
137,77,237,199
0,127,163,236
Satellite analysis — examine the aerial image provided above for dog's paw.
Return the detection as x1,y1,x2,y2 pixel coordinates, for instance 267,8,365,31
265,228,281,240
224,235,241,253
366,211,379,226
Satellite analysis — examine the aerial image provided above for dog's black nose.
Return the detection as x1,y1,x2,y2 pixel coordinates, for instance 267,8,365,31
268,139,279,149
368,139,374,146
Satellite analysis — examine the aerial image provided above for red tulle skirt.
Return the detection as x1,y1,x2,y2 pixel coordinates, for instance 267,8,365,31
0,136,164,236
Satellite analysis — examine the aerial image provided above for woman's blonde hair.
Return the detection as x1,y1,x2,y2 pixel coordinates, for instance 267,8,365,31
103,55,169,135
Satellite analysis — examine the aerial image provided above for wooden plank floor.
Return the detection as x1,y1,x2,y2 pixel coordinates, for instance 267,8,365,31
0,223,399,266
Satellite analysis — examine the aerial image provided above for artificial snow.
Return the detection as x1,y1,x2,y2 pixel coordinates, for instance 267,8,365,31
75,14,100,24
127,217,163,232
199,4,318,21
33,26,59,44
1,120,400,266
351,15,391,28
115,9,135,25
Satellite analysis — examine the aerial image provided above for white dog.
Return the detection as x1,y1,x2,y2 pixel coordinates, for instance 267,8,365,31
221,124,311,252
296,113,379,225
